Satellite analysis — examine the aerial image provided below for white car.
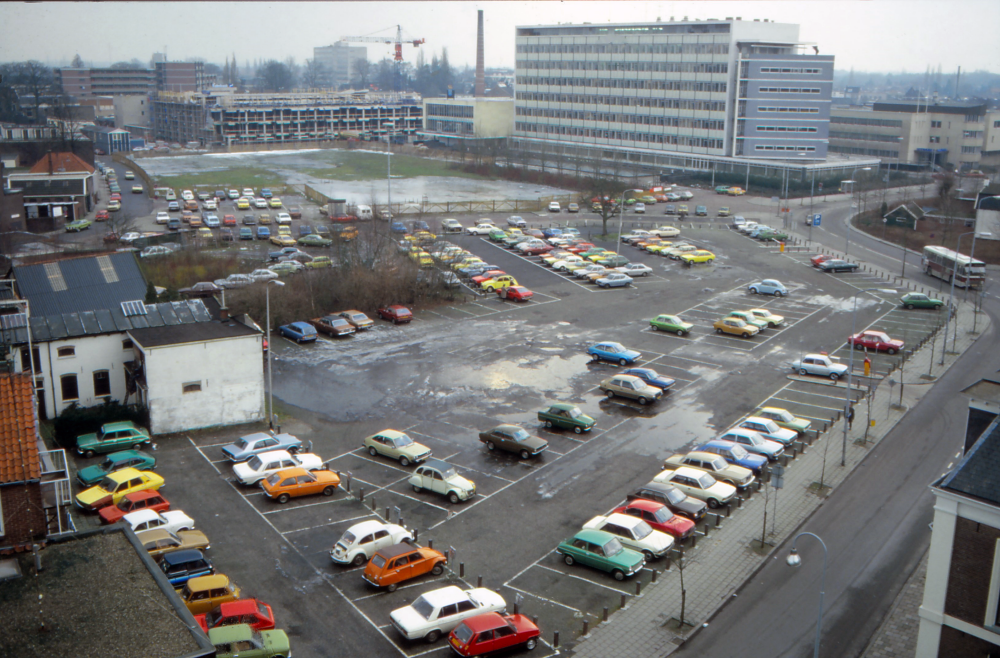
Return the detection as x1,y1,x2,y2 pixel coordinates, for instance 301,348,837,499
516,239,547,253
181,190,195,201
553,257,585,272
739,222,760,234
249,269,279,282
467,223,497,235
123,509,194,535
654,466,737,509
622,230,652,244
203,199,217,210
583,513,674,560
575,264,607,279
242,188,255,197
330,520,412,566
254,198,268,209
791,353,849,380
213,274,253,289
617,263,653,277
140,246,173,258
228,189,240,199
732,216,747,228
275,213,292,224
596,272,633,288
678,190,694,200
506,215,527,228
270,260,305,273
737,416,798,446
155,212,170,224
651,226,680,238
232,449,324,486
634,202,646,214
390,586,506,643
548,201,561,212
119,232,141,244
665,193,681,202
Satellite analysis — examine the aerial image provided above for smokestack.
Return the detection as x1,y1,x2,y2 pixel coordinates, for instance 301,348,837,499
955,66,961,100
475,10,485,97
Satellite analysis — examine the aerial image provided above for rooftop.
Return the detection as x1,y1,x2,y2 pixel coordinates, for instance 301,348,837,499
12,252,147,317
0,373,41,484
128,318,260,348
0,528,211,658
28,152,95,175
938,416,1000,507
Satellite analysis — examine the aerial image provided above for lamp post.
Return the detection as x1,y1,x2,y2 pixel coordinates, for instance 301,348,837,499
265,279,285,430
943,231,989,358
615,189,644,256
842,287,896,466
786,532,829,658
845,166,871,256
386,121,394,221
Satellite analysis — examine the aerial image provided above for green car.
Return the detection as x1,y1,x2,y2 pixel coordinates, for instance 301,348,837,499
268,262,299,276
363,429,432,466
557,529,645,581
503,234,530,248
210,624,290,658
65,219,92,232
489,228,508,242
728,311,768,331
715,185,730,194
650,314,693,336
76,421,151,458
297,234,332,247
756,407,812,436
537,403,595,434
77,450,157,486
596,255,630,268
900,292,944,310
756,229,789,241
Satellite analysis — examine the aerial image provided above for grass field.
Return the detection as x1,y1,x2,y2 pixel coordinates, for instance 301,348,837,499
299,151,484,181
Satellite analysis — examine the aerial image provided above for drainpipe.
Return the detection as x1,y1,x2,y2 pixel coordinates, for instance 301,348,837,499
46,341,55,420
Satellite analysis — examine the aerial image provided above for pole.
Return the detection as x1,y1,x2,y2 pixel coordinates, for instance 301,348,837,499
901,228,908,279
387,125,392,219
843,293,859,467
615,191,626,256
789,533,828,658
942,232,974,364
266,284,273,430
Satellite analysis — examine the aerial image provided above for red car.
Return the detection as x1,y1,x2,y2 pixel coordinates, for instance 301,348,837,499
612,499,696,540
848,330,904,355
222,214,237,226
377,305,413,324
567,242,596,254
471,270,505,286
522,243,554,256
95,210,110,221
109,192,122,201
98,490,170,524
499,286,533,302
811,254,832,267
449,612,540,656
194,598,276,633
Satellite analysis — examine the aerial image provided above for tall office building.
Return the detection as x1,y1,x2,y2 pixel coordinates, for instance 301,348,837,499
314,43,368,89
514,18,835,175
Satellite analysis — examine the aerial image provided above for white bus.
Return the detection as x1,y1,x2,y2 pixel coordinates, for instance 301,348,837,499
922,245,985,289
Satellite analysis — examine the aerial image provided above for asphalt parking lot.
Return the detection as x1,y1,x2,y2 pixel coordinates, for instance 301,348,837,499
67,191,950,656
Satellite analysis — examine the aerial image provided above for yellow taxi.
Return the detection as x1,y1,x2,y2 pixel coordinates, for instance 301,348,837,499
713,316,759,338
727,187,746,196
236,198,251,210
480,274,518,292
75,467,165,511
340,226,358,240
268,197,282,208
718,207,731,217
270,234,296,247
178,575,241,615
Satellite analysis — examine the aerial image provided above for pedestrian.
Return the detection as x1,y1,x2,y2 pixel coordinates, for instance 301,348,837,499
847,404,855,431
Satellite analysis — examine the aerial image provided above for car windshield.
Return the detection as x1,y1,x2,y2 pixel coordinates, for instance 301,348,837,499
567,407,583,419
410,596,435,620
649,506,672,523
393,434,414,448
512,429,531,443
603,538,625,557
730,445,750,459
204,609,223,628
695,473,716,489
632,520,654,540
453,623,474,643
98,476,116,491
265,473,282,487
440,465,458,479
340,531,356,546
761,420,780,432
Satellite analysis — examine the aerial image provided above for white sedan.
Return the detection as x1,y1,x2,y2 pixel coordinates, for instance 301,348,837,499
254,198,268,209
233,449,324,485
553,257,585,272
155,212,170,224
390,586,506,643
123,508,195,535
651,225,680,238
467,223,497,235
791,353,849,380
249,269,279,282
548,201,561,212
583,513,674,560
330,520,413,566
275,213,292,224
617,263,653,277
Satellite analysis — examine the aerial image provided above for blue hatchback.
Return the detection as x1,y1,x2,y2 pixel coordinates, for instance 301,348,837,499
698,440,769,475
622,367,675,391
256,226,271,240
279,321,318,343
390,222,408,234
542,227,564,239
588,342,641,366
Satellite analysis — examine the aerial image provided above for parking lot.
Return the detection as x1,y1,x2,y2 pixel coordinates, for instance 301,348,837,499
68,191,952,656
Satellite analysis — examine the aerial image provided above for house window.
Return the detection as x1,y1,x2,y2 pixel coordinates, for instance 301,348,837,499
60,374,79,401
57,346,76,358
93,370,111,397
182,381,202,394
20,347,41,374
930,136,941,144
122,339,133,350
931,120,942,128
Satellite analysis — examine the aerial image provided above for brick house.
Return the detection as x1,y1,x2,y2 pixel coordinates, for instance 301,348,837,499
915,415,1000,655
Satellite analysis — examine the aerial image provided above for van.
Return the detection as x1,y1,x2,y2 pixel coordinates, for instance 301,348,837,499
355,205,373,221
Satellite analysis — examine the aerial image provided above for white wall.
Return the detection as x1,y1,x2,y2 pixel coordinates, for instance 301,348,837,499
140,334,264,434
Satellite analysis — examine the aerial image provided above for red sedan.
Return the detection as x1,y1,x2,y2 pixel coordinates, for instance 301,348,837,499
222,214,237,226
95,210,109,221
195,598,276,633
449,612,540,656
109,192,122,201
98,490,170,525
522,243,554,256
377,305,413,324
471,270,505,286
848,330,904,355
499,286,533,302
567,242,596,254
811,254,832,267
612,498,696,540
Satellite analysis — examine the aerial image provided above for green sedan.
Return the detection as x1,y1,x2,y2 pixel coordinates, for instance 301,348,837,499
728,310,768,331
77,450,157,486
65,219,92,232
650,314,693,336
210,624,290,658
900,292,944,310
756,407,812,436
76,421,151,458
556,529,645,581
489,228,508,242
297,234,332,247
537,403,595,434
756,229,789,241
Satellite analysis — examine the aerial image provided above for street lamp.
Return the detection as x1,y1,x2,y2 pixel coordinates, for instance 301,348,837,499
265,279,285,430
845,166,871,256
943,231,990,359
786,532,829,658
842,287,896,466
386,121,395,221
615,189,644,256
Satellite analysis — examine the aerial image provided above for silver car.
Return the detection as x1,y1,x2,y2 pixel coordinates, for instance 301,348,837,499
222,432,309,462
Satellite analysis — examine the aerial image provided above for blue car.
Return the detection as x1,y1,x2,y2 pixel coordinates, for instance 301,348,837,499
159,550,215,587
221,431,309,462
588,341,641,366
279,321,318,343
298,224,313,237
622,367,675,391
459,263,498,277
256,226,271,240
390,222,408,234
261,188,273,198
413,220,430,232
542,227,564,239
699,440,769,475
747,279,788,296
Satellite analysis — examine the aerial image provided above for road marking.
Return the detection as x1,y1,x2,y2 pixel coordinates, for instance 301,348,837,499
535,564,632,594
503,584,585,614
280,513,377,534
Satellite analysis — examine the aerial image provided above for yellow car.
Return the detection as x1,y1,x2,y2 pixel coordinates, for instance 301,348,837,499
419,253,435,267
585,268,611,283
713,316,759,338
564,260,590,273
76,467,165,511
680,250,715,265
236,198,251,210
748,308,784,328
507,228,524,236
277,225,292,236
677,204,690,215
481,275,518,292
452,257,481,271
270,234,296,247
178,575,241,615
413,230,436,243
258,213,272,225
727,187,745,196
647,242,674,255
306,256,333,269
196,227,213,240
268,197,282,208
718,207,731,217
340,226,358,240
587,250,616,262
541,251,573,267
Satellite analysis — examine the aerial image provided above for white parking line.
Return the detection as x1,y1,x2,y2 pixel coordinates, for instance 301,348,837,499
768,397,844,413
263,494,349,515
503,584,585,614
535,564,633,594
281,513,377,534
351,575,450,602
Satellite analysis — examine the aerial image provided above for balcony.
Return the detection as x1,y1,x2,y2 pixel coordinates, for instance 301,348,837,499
38,448,75,537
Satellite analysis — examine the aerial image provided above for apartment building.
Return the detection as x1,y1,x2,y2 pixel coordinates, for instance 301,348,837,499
155,61,209,93
513,18,841,178
56,67,156,100
420,98,514,147
314,42,368,89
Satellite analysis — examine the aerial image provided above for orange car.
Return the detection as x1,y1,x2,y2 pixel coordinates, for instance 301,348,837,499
260,467,340,503
362,542,447,592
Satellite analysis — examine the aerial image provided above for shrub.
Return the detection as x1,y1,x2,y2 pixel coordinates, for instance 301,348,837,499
53,399,150,451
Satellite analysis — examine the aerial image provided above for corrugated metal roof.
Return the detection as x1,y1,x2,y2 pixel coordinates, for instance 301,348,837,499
13,252,148,317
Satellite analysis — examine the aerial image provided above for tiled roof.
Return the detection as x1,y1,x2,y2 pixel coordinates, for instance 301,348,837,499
940,417,1000,507
13,252,148,317
28,152,95,175
0,374,41,484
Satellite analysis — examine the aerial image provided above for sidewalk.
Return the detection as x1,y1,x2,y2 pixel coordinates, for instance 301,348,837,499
859,551,928,658
572,288,988,657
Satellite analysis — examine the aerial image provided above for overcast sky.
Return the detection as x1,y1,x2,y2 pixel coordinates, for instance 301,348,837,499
3,1,998,74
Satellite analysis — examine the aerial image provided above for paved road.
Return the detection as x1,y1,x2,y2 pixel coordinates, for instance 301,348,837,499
672,191,1000,658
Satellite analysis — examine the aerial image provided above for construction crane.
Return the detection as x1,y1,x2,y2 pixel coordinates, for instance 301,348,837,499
340,25,425,62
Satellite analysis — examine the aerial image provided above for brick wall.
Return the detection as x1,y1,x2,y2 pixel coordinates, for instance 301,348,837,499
937,624,1000,656
0,484,47,552
944,516,1000,625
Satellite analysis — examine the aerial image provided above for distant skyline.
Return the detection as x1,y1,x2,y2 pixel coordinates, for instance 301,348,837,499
3,1,999,75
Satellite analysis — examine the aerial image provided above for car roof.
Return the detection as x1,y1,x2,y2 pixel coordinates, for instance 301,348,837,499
103,421,139,431
134,528,174,541
573,528,616,544
374,542,419,560
422,458,455,472
462,612,511,632
348,519,390,535
252,450,293,461
238,432,272,443
272,467,310,479
105,449,144,460
161,549,205,565
376,429,406,439
124,490,163,501
548,403,576,411
672,466,707,479
624,497,663,511
187,574,230,590
604,512,643,528
491,424,523,433
419,586,469,607
106,467,145,483
124,508,162,523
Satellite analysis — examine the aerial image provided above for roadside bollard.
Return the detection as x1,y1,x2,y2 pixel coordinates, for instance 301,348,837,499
582,620,589,636
459,562,464,577
651,569,658,583
477,575,482,588
621,593,628,609
413,529,419,543
385,506,390,519
726,503,732,518
790,447,797,459
428,539,433,549
746,486,753,499
636,581,642,596
664,555,672,571
514,601,520,615
532,615,538,626
359,488,365,503
737,496,744,509
692,535,697,548
399,517,404,528
370,497,376,511
822,422,827,433
756,480,763,492
603,607,609,623
553,631,560,648
345,477,350,492
703,521,710,537
715,513,722,528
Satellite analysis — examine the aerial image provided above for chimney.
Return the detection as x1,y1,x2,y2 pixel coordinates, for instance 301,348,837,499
955,66,961,100
475,10,486,97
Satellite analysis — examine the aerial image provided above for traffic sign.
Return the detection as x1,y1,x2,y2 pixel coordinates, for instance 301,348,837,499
771,464,785,477
812,214,822,226
773,476,785,489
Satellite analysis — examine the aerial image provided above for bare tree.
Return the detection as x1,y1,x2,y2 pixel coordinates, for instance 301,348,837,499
70,54,85,68
256,60,295,92
351,58,371,90
10,61,53,123
300,59,325,90
589,178,629,236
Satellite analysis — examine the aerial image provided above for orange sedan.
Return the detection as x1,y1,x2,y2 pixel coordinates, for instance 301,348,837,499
260,467,340,503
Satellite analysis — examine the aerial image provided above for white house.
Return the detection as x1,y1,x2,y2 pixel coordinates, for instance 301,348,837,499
128,319,264,434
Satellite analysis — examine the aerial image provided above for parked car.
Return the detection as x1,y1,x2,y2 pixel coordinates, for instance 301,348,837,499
77,450,156,486
748,308,784,328
791,353,848,380
123,508,195,535
626,481,708,521
537,403,595,433
390,586,506,643
661,451,755,489
278,322,317,343
221,432,307,462
548,201,561,212
556,529,645,581
159,549,215,586
478,424,547,459
755,407,812,436
650,314,693,335
65,219,92,232
634,202,646,214
596,272,633,288
599,374,662,405
618,263,653,278
818,259,859,273
330,520,413,566
506,215,527,228
736,416,799,446
378,305,413,324
409,459,476,504
338,310,374,330
364,429,432,466
260,467,340,503
448,612,541,656
99,490,170,524
195,598,276,633
310,315,356,337
698,440,769,475
440,218,464,233
499,286,533,302
209,623,289,658
727,310,769,332
239,227,254,240
232,450,325,486
715,428,784,461
178,574,240,615
588,341,641,366
611,499,696,540
713,317,759,338
848,330,904,354
179,282,222,298
76,421,151,458
583,513,674,561
136,527,211,560
747,279,788,296
900,292,944,310
653,466,737,508
362,542,447,592
622,367,675,391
